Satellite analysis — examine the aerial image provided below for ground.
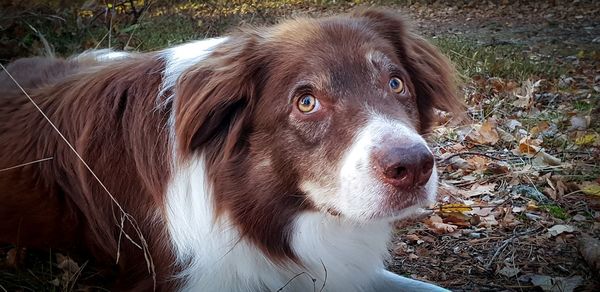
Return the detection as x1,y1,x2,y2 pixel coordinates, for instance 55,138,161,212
1,1,599,291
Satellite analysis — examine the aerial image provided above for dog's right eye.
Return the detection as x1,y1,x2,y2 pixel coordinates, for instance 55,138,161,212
297,95,320,114
389,77,405,94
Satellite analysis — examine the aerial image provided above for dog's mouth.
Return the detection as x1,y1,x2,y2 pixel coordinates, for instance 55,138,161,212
322,189,433,222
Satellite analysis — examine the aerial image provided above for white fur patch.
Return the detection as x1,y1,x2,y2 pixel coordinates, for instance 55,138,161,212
165,157,274,291
158,37,228,106
72,49,132,63
302,113,438,221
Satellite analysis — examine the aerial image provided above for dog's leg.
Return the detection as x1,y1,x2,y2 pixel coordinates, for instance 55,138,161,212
372,270,450,292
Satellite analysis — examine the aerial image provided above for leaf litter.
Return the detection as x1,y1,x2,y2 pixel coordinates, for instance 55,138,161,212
391,2,599,290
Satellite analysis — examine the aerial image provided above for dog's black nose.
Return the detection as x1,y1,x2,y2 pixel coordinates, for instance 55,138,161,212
373,143,434,190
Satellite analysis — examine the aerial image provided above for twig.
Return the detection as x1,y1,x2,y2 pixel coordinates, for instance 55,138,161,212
25,23,54,58
485,236,514,270
0,157,54,172
108,2,114,49
67,260,88,292
439,151,505,164
124,0,153,50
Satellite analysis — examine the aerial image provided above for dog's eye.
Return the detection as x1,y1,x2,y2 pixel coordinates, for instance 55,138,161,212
389,77,405,94
297,95,320,113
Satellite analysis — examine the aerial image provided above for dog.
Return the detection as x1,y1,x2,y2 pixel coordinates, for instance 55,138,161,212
0,9,462,291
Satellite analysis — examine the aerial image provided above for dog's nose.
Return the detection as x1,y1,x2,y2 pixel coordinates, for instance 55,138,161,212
374,143,434,189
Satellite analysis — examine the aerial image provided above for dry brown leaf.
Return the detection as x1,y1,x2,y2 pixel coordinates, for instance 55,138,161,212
6,247,25,268
460,183,497,198
56,253,80,274
478,214,499,228
485,162,510,174
512,79,542,108
468,119,500,145
469,207,494,217
425,214,458,234
405,234,420,243
530,120,551,137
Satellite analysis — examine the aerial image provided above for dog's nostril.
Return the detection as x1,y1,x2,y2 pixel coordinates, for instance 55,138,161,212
384,166,407,181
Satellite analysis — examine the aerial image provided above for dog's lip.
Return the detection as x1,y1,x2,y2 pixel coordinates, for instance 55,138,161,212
323,200,432,222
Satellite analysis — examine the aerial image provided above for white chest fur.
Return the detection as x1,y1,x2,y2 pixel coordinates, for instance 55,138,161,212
164,157,394,291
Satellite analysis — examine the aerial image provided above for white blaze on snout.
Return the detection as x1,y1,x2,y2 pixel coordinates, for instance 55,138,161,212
337,114,438,221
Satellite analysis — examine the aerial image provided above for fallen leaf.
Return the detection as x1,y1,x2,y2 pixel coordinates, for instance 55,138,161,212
531,151,562,167
425,214,458,234
498,266,520,277
530,120,550,137
56,253,80,274
513,185,551,203
512,206,526,213
478,214,499,228
469,207,494,217
512,79,542,108
485,162,510,174
505,119,522,131
578,234,600,277
582,184,600,196
546,224,575,237
439,203,473,213
405,234,420,243
575,133,598,146
460,183,497,198
568,116,589,131
519,274,583,292
469,119,500,145
6,247,25,268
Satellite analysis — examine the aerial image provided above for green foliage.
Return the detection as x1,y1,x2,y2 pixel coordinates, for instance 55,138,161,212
433,37,566,80
540,204,569,220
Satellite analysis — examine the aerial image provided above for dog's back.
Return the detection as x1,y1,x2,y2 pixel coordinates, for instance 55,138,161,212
0,57,86,248
0,57,80,92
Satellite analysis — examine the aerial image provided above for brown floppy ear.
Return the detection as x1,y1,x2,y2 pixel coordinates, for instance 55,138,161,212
352,9,465,132
175,34,265,160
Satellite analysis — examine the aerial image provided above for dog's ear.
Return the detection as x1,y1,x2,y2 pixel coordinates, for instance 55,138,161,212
175,34,265,160
352,9,464,132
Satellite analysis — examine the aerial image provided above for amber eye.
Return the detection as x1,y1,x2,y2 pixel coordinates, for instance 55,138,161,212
389,77,405,93
297,95,319,113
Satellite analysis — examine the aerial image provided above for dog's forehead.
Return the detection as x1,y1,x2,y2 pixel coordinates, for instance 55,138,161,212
268,17,392,55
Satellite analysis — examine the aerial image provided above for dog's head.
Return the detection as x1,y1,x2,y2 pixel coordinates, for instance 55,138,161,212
175,9,463,225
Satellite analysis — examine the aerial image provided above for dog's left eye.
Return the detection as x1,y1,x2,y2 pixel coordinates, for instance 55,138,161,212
297,95,320,114
389,77,405,94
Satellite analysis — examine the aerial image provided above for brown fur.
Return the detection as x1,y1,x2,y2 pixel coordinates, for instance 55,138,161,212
0,55,176,290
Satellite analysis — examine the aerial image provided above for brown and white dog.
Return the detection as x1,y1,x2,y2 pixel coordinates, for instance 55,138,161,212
0,9,462,291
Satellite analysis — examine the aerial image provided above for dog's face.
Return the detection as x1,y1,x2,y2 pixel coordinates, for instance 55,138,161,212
176,10,462,224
